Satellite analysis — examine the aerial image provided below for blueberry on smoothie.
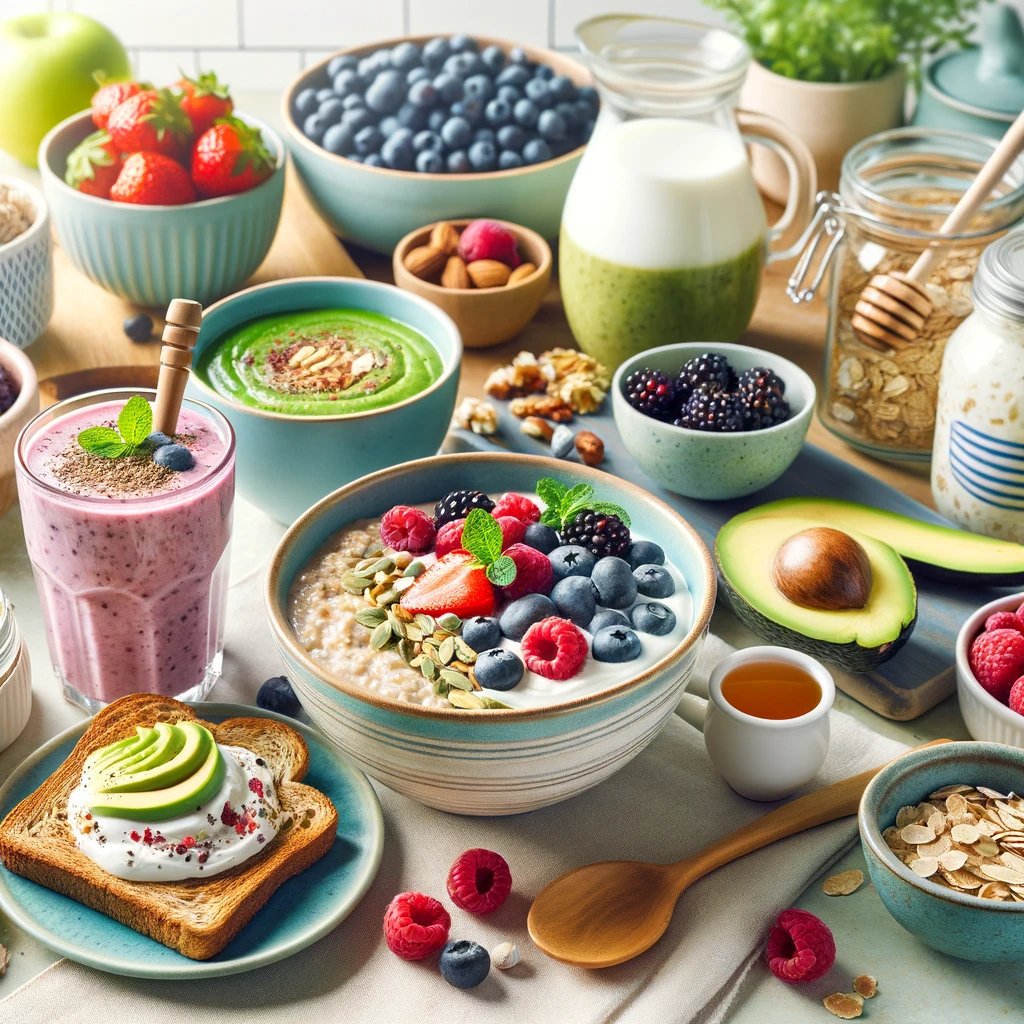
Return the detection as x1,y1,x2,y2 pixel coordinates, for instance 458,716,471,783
551,576,596,629
143,431,172,449
461,615,501,652
628,540,665,570
590,557,637,609
630,602,677,636
500,594,556,641
473,649,524,691
549,545,597,581
257,676,301,717
634,564,675,599
592,626,642,663
153,443,193,472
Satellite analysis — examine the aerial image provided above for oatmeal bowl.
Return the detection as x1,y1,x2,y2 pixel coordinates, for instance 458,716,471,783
265,451,716,815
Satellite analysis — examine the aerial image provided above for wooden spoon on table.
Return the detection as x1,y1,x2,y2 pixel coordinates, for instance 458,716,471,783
527,739,951,969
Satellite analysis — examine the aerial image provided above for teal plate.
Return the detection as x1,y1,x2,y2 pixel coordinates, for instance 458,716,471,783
0,703,384,979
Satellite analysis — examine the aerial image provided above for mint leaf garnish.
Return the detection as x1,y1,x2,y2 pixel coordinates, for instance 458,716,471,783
459,508,516,586
486,555,516,587
78,426,129,459
536,477,567,510
117,395,152,447
586,500,631,528
535,475,631,529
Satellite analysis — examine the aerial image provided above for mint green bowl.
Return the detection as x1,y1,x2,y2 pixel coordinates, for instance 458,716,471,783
280,36,588,255
38,110,285,307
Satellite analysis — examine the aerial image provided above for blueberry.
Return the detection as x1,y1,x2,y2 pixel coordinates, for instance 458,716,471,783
322,122,356,155
549,545,597,581
378,115,400,137
354,125,384,155
369,47,393,70
581,117,596,142
513,98,539,127
496,64,530,88
364,153,384,167
481,44,506,73
523,137,552,164
347,154,364,163
497,84,522,104
467,139,496,171
549,74,577,101
406,67,431,87
551,576,596,628
408,79,438,108
123,313,153,342
578,85,599,111
342,92,366,110
591,556,638,609
439,939,490,990
153,443,193,472
634,563,675,598
500,594,556,641
397,102,428,131
446,149,470,173
341,107,374,132
256,676,301,717
327,54,358,78
358,56,378,80
294,87,318,118
381,130,415,170
474,648,524,691
332,68,363,98
303,112,329,143
498,150,523,169
449,34,479,54
365,69,406,114
538,109,568,141
444,53,478,79
428,108,448,131
415,149,443,173
550,138,575,158
533,64,554,81
628,540,665,570
317,97,345,125
588,609,630,634
390,41,422,71
143,430,172,448
592,626,641,663
509,46,530,65
440,115,472,150
315,87,334,103
525,77,553,108
423,36,451,71
484,97,512,127
412,129,443,153
523,523,560,554
630,601,677,636
474,127,495,145
433,72,464,104
572,97,592,123
462,615,502,652
451,97,483,126
497,124,527,152
555,100,579,128
464,74,495,103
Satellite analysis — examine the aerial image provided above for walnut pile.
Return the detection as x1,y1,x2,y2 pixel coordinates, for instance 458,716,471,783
451,397,498,435
484,348,610,415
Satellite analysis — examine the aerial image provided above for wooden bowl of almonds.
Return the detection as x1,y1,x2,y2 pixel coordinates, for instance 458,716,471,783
393,218,551,348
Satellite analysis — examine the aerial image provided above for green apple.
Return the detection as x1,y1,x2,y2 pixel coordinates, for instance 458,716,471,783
0,12,129,167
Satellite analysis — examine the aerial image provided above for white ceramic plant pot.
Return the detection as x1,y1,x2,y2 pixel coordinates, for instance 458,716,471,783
741,62,906,203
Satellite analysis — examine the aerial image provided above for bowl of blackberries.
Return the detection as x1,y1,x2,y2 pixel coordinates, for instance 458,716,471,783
281,34,595,254
611,342,816,500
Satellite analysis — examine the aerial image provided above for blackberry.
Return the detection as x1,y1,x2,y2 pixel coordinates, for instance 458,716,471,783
623,368,677,420
561,509,631,558
737,366,790,430
677,352,736,396
434,489,495,527
676,389,744,432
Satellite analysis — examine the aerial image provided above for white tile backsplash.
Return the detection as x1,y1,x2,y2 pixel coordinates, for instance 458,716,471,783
133,49,198,88
0,0,48,18
242,0,402,49
70,0,239,48
198,48,304,92
408,0,550,47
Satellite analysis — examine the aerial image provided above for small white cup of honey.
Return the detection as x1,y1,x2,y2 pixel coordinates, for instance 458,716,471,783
703,646,835,801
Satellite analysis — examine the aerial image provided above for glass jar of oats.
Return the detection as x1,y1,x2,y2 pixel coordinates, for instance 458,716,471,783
791,128,1024,461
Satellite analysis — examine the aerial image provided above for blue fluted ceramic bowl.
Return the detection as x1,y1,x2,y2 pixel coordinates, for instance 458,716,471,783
280,36,588,255
265,452,716,815
612,342,815,500
187,277,462,525
0,177,52,348
38,110,285,307
860,741,1024,962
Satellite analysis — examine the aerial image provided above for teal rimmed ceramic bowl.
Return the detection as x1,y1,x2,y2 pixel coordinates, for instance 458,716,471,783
611,342,815,500
38,110,285,307
280,36,589,254
186,277,462,524
860,741,1024,962
265,452,716,815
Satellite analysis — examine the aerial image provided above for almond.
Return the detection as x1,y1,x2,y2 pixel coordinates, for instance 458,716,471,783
404,245,445,281
507,262,537,286
466,259,512,288
429,221,460,256
441,255,471,289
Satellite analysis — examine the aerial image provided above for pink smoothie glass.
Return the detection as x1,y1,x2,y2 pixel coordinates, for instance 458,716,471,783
16,389,235,713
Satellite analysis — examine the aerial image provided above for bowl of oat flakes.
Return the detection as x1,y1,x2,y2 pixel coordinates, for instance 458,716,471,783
265,450,716,815
0,177,53,349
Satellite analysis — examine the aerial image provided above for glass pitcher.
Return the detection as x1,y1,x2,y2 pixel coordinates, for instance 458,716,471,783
560,16,817,370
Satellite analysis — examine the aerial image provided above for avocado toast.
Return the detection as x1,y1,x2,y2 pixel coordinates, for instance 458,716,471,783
0,693,337,960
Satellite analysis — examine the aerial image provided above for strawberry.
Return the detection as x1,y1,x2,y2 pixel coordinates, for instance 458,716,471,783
65,130,122,199
400,551,495,619
107,88,193,161
110,152,196,206
174,71,234,136
190,116,275,199
91,79,144,130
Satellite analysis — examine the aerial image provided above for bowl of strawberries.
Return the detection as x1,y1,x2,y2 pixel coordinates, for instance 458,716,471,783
38,71,285,307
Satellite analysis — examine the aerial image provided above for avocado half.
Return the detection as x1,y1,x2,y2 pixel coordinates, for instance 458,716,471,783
745,497,1024,586
716,513,917,671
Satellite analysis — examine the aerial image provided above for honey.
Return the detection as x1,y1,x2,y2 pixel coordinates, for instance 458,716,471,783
720,660,822,720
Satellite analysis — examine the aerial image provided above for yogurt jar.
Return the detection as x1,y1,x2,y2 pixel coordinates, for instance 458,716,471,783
0,588,32,753
932,231,1024,539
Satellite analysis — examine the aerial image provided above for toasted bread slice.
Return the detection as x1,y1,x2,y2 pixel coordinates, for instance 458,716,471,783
0,693,337,960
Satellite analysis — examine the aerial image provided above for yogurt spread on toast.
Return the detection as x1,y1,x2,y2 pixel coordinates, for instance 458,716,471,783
68,723,286,882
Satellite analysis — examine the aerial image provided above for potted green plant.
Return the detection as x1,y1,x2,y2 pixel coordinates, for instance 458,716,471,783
708,0,978,199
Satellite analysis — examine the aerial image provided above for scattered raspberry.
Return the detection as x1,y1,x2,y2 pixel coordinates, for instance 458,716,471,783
248,777,264,798
492,492,541,524
985,611,1024,635
176,844,188,855
447,848,513,914
458,219,521,267
500,542,554,600
183,835,196,848
497,516,526,549
969,628,1024,702
380,505,436,553
130,830,141,842
521,617,588,680
435,518,467,558
198,851,209,864
765,908,836,983
143,827,153,845
1010,676,1024,715
383,891,451,960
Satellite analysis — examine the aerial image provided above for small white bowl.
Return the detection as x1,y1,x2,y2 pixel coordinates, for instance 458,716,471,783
0,176,53,348
955,591,1024,746
0,590,32,754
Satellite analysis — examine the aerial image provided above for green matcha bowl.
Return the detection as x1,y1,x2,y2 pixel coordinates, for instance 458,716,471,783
611,342,815,500
185,277,462,524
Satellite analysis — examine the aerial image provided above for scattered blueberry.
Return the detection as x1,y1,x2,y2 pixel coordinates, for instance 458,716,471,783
153,443,194,472
354,125,384,155
256,675,301,717
498,150,523,169
551,424,575,458
440,116,472,150
630,601,677,636
365,69,406,114
416,149,444,173
628,540,665,570
549,545,597,581
592,626,642,663
523,137,552,164
143,431,172,449
497,124,527,152
588,609,630,634
468,139,497,171
590,557,638,609
464,74,495,103
634,564,675,598
513,98,540,127
409,79,438,108
551,576,597,628
523,523,560,553
446,149,470,173
390,41,422,71
327,54,358,78
123,313,153,343
500,594,556,642
439,940,490,990
462,615,502,652
294,87,318,117
321,122,354,157
474,648,524,691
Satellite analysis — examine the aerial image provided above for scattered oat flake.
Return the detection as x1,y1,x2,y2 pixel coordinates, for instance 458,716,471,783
901,824,936,844
824,992,864,1019
822,869,865,896
852,975,877,999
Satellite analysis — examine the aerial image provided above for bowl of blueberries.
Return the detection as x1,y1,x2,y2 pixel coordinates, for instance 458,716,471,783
282,34,597,254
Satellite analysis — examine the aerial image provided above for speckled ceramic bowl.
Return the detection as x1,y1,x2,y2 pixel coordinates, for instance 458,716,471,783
860,741,1024,962
611,342,815,500
0,338,39,517
0,176,52,349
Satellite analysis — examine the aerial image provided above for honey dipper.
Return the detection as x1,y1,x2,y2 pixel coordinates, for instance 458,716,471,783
852,108,1024,350
152,298,203,435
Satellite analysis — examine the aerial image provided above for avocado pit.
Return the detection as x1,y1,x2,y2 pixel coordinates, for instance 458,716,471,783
770,527,873,611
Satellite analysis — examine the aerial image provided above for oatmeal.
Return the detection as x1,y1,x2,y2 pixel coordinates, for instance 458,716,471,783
0,181,35,247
